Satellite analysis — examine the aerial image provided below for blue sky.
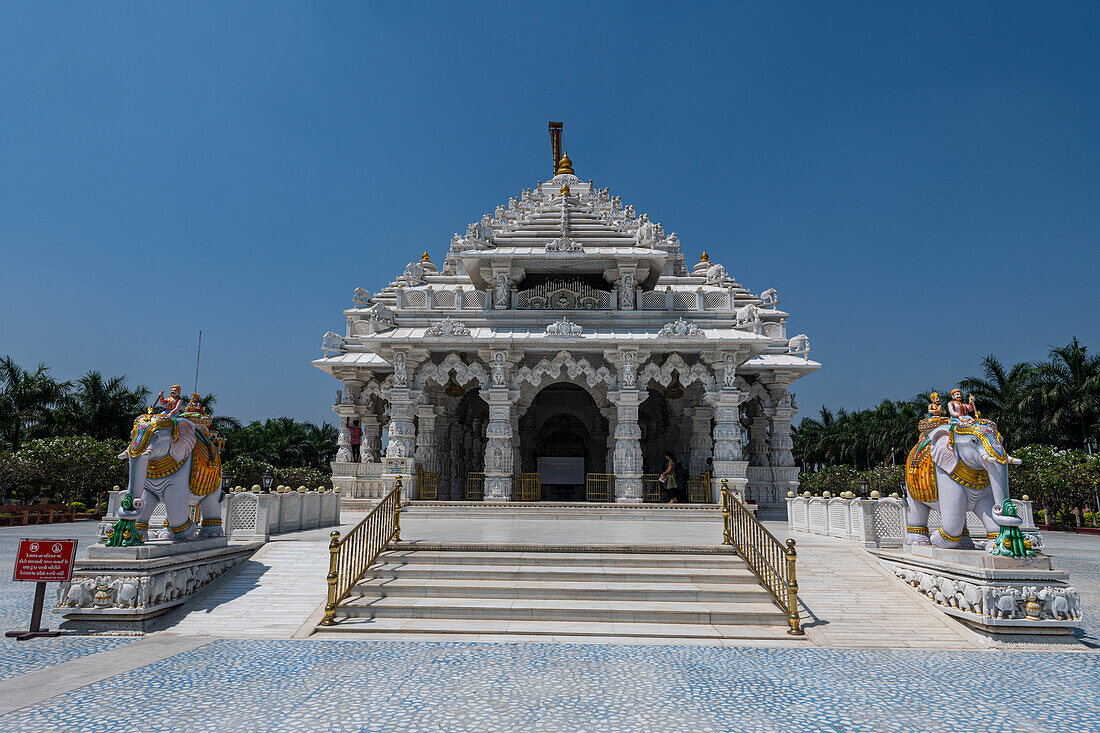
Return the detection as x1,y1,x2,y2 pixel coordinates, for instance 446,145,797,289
1,2,1097,426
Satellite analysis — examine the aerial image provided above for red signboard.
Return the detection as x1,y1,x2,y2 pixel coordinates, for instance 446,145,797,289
12,539,78,583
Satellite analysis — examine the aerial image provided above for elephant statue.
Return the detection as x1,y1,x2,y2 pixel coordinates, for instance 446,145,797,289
116,411,224,542
904,418,1023,549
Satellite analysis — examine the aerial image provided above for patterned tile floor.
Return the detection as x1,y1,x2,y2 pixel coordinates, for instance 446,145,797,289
1036,531,1100,646
0,523,1098,731
1,639,1098,732
0,524,135,681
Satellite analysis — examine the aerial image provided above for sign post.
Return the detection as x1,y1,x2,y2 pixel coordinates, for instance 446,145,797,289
8,538,78,640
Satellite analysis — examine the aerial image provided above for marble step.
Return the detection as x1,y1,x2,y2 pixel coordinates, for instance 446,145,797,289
336,596,786,625
365,562,754,584
316,617,801,642
377,549,746,568
346,577,772,603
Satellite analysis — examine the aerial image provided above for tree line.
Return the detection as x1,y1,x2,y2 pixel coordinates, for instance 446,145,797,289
0,356,337,505
794,338,1100,470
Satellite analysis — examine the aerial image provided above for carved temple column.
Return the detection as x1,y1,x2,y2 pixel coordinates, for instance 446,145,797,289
609,350,646,503
383,351,418,501
482,351,516,501
601,407,617,477
360,414,383,463
748,404,770,468
414,405,438,472
689,406,713,475
708,351,749,501
767,379,800,501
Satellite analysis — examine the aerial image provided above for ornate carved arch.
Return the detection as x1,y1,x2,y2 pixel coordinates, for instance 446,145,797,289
414,352,489,390
512,350,614,391
638,354,715,392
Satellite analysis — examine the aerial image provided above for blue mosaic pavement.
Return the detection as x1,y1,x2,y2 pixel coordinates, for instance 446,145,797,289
0,524,136,680
1,639,1098,732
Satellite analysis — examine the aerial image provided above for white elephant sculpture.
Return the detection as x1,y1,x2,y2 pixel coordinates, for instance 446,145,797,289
110,577,140,608
117,411,224,542
904,418,1023,549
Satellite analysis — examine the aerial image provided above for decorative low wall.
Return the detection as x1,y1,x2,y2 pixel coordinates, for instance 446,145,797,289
331,461,390,500
786,495,1038,549
99,489,341,544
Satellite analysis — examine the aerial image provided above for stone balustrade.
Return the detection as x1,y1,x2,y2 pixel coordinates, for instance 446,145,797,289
786,495,1037,548
99,489,341,544
331,461,390,500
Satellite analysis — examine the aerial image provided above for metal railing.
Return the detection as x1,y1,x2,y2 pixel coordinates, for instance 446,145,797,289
585,473,614,502
517,473,541,501
320,479,403,626
466,472,485,501
688,472,711,503
721,478,803,636
642,474,662,502
416,466,438,500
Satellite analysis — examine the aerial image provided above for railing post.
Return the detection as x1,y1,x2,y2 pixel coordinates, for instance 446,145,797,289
785,538,803,635
320,529,341,626
721,478,733,546
393,477,402,542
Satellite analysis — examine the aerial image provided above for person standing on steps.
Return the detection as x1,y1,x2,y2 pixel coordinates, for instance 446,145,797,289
660,451,680,504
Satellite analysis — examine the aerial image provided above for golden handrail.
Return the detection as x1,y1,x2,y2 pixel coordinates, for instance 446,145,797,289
320,477,403,626
721,478,803,635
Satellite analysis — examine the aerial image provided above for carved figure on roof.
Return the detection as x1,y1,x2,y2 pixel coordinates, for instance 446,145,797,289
491,351,506,387
367,302,395,331
611,195,622,210
787,334,810,358
321,332,345,356
658,319,704,338
735,304,760,327
425,320,471,337
760,288,778,307
403,261,426,285
622,351,637,387
705,263,728,285
635,213,657,247
353,288,372,307
545,318,583,337
724,354,737,388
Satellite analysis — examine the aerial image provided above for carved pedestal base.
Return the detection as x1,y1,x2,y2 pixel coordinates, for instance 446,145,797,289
874,545,1082,642
53,539,261,633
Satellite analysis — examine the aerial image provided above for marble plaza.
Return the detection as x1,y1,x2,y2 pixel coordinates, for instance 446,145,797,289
0,520,1099,731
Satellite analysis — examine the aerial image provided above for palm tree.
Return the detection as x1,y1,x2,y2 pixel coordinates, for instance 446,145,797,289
1034,337,1100,448
958,356,1038,448
60,371,151,440
0,356,70,452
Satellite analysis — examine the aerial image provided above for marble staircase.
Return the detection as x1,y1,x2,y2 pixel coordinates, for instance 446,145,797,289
318,544,800,643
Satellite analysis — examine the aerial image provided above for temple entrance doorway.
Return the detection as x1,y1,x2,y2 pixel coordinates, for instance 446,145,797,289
519,383,609,501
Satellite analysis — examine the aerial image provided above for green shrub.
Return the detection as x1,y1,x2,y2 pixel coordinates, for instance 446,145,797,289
276,466,332,490
222,456,276,490
69,501,87,512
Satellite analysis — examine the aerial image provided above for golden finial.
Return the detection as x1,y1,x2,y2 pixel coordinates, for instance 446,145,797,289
421,252,430,262
555,150,574,176
700,251,709,262
560,183,570,195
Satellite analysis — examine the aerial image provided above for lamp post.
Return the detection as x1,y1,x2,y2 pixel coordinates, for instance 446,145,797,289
857,477,870,498
261,470,274,494
221,471,234,493
1087,438,1099,517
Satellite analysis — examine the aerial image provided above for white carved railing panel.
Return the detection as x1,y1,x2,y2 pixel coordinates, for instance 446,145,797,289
849,501,863,537
704,292,727,310
639,291,665,310
464,290,485,309
807,498,827,533
228,494,258,532
434,290,456,309
673,292,695,310
828,499,849,536
873,501,904,542
402,290,427,308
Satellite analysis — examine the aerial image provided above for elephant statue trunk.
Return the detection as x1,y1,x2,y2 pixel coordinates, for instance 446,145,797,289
986,460,1022,528
120,448,151,509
